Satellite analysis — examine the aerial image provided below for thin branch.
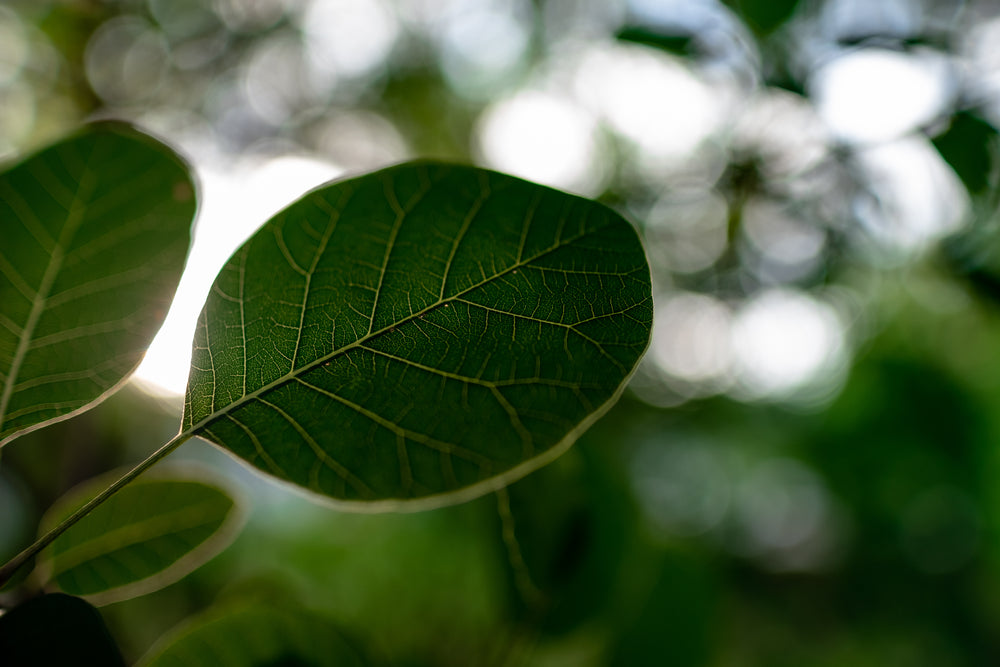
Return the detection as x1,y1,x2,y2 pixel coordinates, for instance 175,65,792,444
0,431,193,588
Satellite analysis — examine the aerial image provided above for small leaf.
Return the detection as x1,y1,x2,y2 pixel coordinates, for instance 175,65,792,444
137,603,369,667
0,122,195,447
0,593,126,667
37,466,245,605
183,163,652,509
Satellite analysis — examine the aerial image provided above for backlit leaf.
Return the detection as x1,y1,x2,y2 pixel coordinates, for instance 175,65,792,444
37,467,245,605
0,122,195,447
183,162,652,509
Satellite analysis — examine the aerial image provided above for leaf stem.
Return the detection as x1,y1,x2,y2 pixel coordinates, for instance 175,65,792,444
0,431,192,588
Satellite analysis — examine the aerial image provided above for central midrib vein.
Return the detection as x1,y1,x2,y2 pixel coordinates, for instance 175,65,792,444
182,217,615,438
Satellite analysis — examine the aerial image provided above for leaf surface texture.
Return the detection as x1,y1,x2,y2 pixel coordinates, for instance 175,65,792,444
184,163,652,507
0,123,194,446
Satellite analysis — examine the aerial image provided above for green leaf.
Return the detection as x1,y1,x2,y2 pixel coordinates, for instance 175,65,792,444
183,163,652,509
138,603,369,667
0,122,195,447
0,593,126,667
36,466,245,605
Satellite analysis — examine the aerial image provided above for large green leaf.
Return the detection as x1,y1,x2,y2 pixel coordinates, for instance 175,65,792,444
138,603,369,667
36,467,245,605
183,163,652,509
0,122,195,447
0,593,126,667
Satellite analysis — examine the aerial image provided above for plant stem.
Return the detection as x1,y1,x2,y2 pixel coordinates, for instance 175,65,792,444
0,431,192,588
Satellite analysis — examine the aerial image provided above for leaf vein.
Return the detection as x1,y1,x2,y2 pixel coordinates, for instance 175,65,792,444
186,212,617,448
254,395,373,497
293,376,494,468
0,253,36,302
439,171,490,300
367,174,433,334
0,142,100,433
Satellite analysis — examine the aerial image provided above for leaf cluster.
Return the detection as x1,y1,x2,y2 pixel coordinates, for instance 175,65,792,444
0,122,652,664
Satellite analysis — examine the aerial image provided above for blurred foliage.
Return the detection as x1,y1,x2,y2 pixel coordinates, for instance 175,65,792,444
7,0,1000,665
616,27,697,58
723,0,802,37
932,112,999,196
